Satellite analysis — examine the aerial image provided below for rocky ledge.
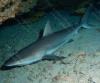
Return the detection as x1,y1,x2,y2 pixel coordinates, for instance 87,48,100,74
0,0,37,24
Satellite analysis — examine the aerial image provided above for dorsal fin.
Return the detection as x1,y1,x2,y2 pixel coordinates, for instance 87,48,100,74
43,21,53,37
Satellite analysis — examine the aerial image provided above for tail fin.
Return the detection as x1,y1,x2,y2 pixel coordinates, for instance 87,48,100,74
80,5,93,29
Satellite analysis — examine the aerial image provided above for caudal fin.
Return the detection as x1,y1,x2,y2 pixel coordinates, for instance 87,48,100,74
80,5,93,29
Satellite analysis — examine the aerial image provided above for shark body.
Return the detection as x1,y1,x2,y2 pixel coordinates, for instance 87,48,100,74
1,2,98,70
1,21,81,70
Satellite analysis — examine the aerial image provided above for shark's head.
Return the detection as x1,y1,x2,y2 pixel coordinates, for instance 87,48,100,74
0,55,22,70
0,50,45,70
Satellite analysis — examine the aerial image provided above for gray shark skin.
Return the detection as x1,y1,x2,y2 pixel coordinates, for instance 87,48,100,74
0,21,81,70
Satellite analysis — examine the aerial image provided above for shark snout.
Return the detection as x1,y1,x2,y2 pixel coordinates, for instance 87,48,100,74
0,62,14,70
0,56,21,70
0,60,21,70
0,65,15,70
1,62,12,70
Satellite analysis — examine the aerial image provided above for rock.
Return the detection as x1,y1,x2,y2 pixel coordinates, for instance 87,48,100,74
0,0,92,24
0,0,37,23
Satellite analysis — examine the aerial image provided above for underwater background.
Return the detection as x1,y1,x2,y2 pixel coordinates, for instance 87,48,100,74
0,0,100,83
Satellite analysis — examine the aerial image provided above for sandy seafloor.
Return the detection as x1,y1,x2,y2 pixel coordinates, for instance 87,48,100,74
0,10,100,83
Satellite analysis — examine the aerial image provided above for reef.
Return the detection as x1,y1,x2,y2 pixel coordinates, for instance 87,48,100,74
0,0,37,24
0,0,92,24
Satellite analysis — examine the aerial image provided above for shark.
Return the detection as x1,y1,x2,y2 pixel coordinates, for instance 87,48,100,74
0,20,81,70
1,1,98,71
1,7,91,70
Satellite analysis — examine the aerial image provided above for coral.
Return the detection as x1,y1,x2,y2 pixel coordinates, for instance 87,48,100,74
0,0,37,23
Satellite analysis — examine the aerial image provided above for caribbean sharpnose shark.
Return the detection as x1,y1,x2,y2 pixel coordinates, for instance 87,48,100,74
0,18,87,70
1,2,97,70
0,21,80,70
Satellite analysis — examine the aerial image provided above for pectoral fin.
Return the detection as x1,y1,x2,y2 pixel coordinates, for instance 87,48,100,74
42,54,66,62
42,55,66,64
